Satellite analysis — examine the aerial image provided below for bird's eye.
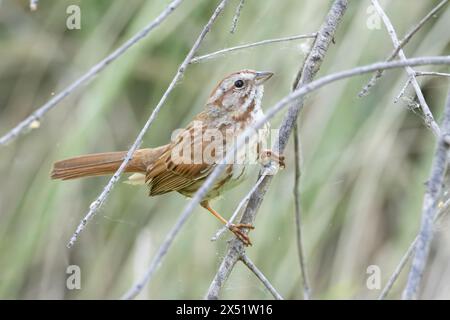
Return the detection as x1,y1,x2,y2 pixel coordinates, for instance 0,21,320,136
234,80,244,88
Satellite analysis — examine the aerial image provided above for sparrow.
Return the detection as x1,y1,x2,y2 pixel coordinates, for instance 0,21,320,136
51,70,284,245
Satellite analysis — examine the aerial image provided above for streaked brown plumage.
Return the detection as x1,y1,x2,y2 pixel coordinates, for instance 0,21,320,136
51,70,283,245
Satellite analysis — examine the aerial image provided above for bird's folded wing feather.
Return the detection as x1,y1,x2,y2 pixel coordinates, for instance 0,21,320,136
145,123,218,196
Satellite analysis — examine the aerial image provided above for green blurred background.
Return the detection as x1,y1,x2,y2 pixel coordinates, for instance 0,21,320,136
0,0,449,299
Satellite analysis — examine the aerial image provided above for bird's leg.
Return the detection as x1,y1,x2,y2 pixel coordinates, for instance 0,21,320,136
258,148,286,169
201,200,254,246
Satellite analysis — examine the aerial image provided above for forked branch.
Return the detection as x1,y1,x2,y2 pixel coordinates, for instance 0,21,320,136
359,0,448,98
369,0,441,137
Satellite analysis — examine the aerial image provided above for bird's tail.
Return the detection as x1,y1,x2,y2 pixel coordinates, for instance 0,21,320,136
50,146,168,180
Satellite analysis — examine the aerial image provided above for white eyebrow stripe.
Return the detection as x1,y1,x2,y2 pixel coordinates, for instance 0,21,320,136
239,73,254,80
207,71,257,104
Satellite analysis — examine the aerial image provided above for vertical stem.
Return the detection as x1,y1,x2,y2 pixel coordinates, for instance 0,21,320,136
293,123,311,299
403,89,450,299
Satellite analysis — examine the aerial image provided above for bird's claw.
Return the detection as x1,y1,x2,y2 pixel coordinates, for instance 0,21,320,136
229,223,254,246
259,149,286,169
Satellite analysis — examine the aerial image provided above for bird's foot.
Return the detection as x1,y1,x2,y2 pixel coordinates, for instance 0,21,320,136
229,223,254,246
259,149,286,169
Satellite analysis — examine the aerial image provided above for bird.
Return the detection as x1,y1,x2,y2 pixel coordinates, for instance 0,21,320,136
51,69,284,245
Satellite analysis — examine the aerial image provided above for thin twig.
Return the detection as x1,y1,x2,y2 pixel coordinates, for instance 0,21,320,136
359,0,448,97
293,123,311,300
211,174,266,242
395,71,450,104
190,33,317,64
379,198,450,300
240,254,284,300
68,0,228,250
0,0,184,146
230,0,245,34
380,238,417,300
370,0,441,137
386,0,448,63
415,71,450,78
394,76,413,103
403,90,450,299
205,0,349,299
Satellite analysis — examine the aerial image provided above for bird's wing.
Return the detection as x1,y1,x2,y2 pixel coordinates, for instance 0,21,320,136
146,122,218,196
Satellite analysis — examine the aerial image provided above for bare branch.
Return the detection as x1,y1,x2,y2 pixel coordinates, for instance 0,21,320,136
240,254,283,300
379,199,450,299
206,244,241,300
380,238,417,300
230,0,245,34
359,0,448,97
387,0,448,62
368,0,441,137
402,90,450,299
205,0,349,299
67,0,229,250
394,76,413,104
190,33,317,64
293,124,311,299
0,0,184,146
395,70,450,104
415,71,450,78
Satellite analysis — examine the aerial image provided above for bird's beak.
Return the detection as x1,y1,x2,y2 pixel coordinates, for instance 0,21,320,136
255,71,274,84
